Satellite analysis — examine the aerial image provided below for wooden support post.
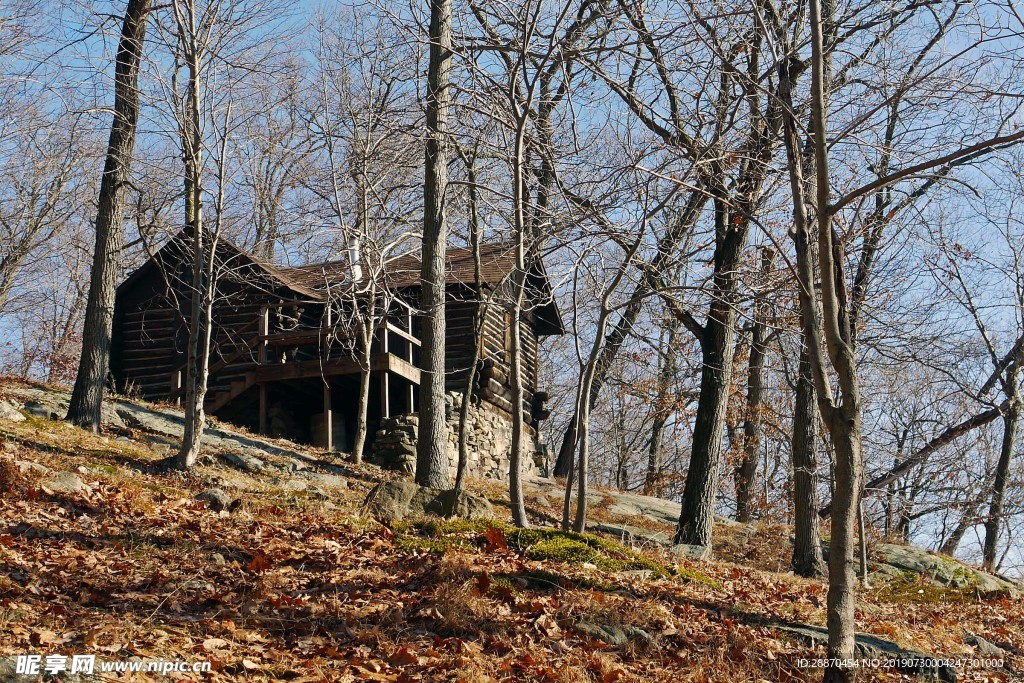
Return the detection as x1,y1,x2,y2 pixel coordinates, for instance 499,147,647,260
258,305,269,365
258,383,267,435
381,371,391,419
323,381,333,451
405,306,416,412
172,369,183,407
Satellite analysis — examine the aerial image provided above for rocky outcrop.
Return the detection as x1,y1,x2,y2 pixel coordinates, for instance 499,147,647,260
0,400,25,422
2,384,320,472
871,543,1019,596
39,471,89,495
196,488,234,512
362,479,494,522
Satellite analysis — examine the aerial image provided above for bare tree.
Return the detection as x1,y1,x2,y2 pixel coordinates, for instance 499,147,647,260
734,247,775,522
416,0,455,489
66,0,152,431
307,10,419,463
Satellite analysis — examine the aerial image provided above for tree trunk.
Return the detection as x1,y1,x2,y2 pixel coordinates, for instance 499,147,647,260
940,499,982,556
675,197,748,552
176,235,213,469
454,155,484,497
174,14,210,471
644,323,676,496
643,325,675,497
983,382,1020,571
735,247,774,522
792,338,826,578
508,270,529,527
823,413,863,682
572,408,591,533
415,0,453,489
66,0,151,431
351,328,372,463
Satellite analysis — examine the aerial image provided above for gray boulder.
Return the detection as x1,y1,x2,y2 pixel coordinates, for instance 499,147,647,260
575,621,653,647
964,634,1006,657
14,460,51,476
40,471,88,495
22,399,64,420
873,543,1018,595
299,470,347,488
671,543,710,561
196,488,234,512
219,451,268,473
22,396,124,429
0,400,25,422
279,479,308,492
362,479,494,522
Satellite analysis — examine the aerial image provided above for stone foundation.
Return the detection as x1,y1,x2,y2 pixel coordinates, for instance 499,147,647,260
370,392,542,481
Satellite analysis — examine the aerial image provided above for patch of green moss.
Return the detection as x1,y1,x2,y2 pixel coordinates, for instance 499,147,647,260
497,569,618,592
507,527,672,577
389,518,720,588
394,535,466,554
870,575,973,605
675,564,722,589
417,517,499,538
527,536,606,565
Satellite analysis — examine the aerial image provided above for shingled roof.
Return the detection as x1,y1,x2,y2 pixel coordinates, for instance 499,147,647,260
118,233,563,335
278,243,563,335
277,243,517,290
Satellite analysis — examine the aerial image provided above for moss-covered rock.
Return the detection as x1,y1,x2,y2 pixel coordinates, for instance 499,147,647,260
872,543,1019,596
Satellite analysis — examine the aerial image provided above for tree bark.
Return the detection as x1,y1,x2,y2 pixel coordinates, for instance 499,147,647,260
173,2,212,470
454,153,484,498
66,0,151,431
350,325,372,463
415,0,454,489
735,247,774,522
983,378,1020,570
509,264,529,528
644,320,677,496
792,337,826,578
674,196,748,552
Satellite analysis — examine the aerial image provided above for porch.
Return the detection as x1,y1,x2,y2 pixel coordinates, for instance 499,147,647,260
168,299,421,451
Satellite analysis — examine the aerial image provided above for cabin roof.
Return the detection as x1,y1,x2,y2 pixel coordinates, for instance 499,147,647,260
117,230,324,301
279,242,519,291
278,243,564,335
118,234,564,335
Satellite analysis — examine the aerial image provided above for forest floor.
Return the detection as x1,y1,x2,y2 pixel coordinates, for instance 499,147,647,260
0,377,1022,682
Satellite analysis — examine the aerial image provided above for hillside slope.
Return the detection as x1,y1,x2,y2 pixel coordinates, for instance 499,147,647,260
0,379,1021,682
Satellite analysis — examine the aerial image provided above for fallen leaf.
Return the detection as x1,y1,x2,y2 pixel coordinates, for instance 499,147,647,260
247,554,272,572
202,637,230,651
534,613,561,638
483,526,507,552
387,646,419,666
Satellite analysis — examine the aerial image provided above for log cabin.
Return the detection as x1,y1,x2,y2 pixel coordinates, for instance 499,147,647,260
110,230,563,478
